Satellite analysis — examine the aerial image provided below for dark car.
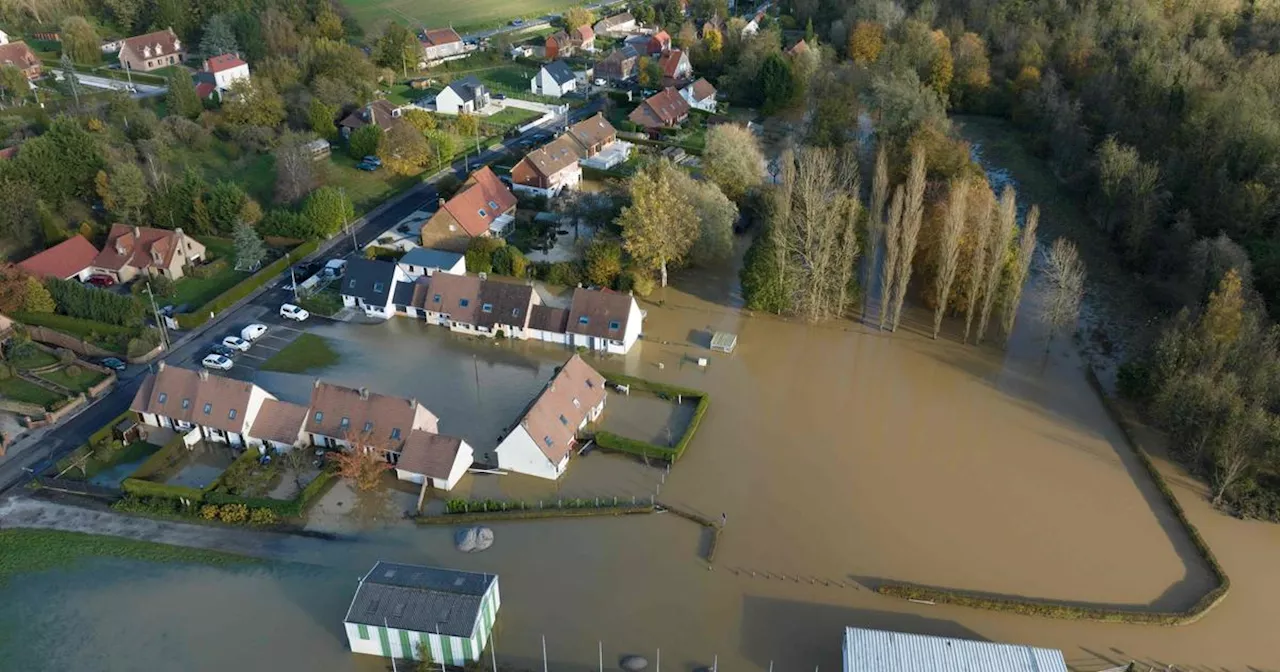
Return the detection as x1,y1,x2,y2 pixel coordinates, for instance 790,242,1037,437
209,344,237,359
356,160,380,172
362,155,383,167
85,274,116,287
99,357,126,371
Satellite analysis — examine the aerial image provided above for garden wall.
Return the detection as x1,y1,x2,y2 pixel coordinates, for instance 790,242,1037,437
25,325,116,358
593,374,710,463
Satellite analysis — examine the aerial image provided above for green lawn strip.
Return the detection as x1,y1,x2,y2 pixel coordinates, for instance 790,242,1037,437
36,366,108,393
9,348,59,371
259,333,340,373
484,106,541,128
340,0,588,36
0,529,254,587
0,377,66,407
12,312,136,354
297,288,344,317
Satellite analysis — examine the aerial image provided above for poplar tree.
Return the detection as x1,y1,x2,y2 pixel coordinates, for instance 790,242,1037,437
1000,205,1040,340
890,147,927,332
931,179,969,339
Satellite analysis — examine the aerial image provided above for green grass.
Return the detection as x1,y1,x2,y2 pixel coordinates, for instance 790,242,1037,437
340,0,593,34
0,529,253,586
11,312,136,354
169,238,253,307
57,440,160,481
485,106,541,128
170,144,277,206
259,333,341,373
326,154,420,215
9,348,59,371
0,377,67,407
297,287,344,317
37,366,108,393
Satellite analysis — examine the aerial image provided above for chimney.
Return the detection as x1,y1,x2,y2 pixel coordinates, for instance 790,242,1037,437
157,361,166,371
313,378,322,388
409,397,417,408
359,387,370,400
174,227,184,237
438,198,446,208
199,369,209,381
133,225,141,237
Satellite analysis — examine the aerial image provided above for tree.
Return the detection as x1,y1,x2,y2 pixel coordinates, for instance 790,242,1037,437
302,186,353,238
453,112,478,138
425,129,461,168
931,179,968,339
381,123,430,175
60,17,100,64
585,240,623,287
101,162,148,222
59,55,81,109
878,186,904,330
374,22,418,77
688,180,737,266
1039,237,1086,349
866,148,888,290
758,53,795,113
618,159,698,287
702,124,764,202
677,21,698,50
274,134,318,203
104,0,142,32
222,78,286,128
927,30,953,100
206,181,249,232
402,109,436,132
330,432,392,491
848,21,884,65
563,6,596,31
975,186,1017,344
23,277,54,313
1000,205,1040,340
307,99,338,140
348,125,382,159
703,27,723,57
13,117,105,204
0,267,31,313
201,14,240,56
637,57,662,87
263,8,300,57
740,225,791,313
0,65,28,105
233,220,267,271
962,192,994,343
166,71,203,120
0,176,39,246
889,148,926,332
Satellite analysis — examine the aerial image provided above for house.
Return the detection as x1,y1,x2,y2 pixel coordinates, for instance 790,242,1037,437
593,13,637,35
657,48,691,85
842,626,1068,672
247,399,310,452
18,236,100,281
412,271,482,327
344,562,500,664
475,280,540,338
786,39,810,57
743,10,765,37
595,45,639,82
628,88,690,135
526,305,571,345
495,354,606,480
394,430,474,493
419,167,517,251
100,38,125,54
202,53,249,90
305,379,439,450
420,27,466,63
530,60,576,97
338,99,404,137
568,25,595,52
193,72,219,101
131,363,274,447
511,135,583,197
680,77,717,112
0,41,40,80
398,248,466,280
90,224,206,283
567,113,631,170
544,31,572,60
565,287,644,354
645,30,671,56
341,258,409,319
435,75,489,115
117,27,185,72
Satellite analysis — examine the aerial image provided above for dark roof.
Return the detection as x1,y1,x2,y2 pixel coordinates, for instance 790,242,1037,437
476,281,535,330
345,561,496,637
447,75,486,103
398,430,465,479
338,99,401,131
529,304,569,333
543,60,576,85
392,280,416,307
400,248,464,270
342,259,397,304
566,288,635,339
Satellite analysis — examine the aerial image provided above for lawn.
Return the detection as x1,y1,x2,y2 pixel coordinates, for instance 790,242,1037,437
485,106,541,128
0,529,253,587
259,333,341,373
57,440,159,480
297,287,344,317
37,365,108,393
325,154,420,215
11,312,136,354
169,237,253,308
170,142,276,206
8,348,59,371
340,0,592,34
0,376,67,407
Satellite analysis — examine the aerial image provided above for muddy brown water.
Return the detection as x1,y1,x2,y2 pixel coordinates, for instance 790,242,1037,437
5,262,1280,670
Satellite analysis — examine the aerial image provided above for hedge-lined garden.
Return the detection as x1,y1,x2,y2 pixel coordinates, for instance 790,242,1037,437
876,365,1230,626
175,240,319,329
593,374,710,463
416,497,655,524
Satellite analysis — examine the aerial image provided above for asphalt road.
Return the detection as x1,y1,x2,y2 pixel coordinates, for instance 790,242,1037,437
0,96,605,495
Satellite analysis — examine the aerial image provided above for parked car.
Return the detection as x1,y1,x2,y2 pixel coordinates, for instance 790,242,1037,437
85,274,116,287
280,304,310,321
356,160,380,172
99,357,126,371
209,344,237,359
222,335,251,351
323,259,347,278
362,155,382,167
202,354,233,371
510,18,524,25
241,324,268,341
494,93,506,100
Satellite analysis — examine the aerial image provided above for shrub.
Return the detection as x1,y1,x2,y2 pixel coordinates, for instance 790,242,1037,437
628,269,656,297
249,508,279,526
122,478,205,502
56,347,75,364
45,278,145,326
546,261,582,287
186,258,229,280
200,504,221,520
218,503,250,524
65,363,82,377
465,237,506,274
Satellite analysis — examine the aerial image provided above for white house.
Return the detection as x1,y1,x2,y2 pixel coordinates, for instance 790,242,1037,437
530,60,577,97
346,562,500,664
340,258,410,319
680,77,717,112
393,430,474,492
842,626,1069,672
203,53,250,90
526,305,571,345
0,29,9,45
436,75,489,115
397,247,466,280
495,355,606,480
247,399,309,452
306,380,439,450
130,363,274,447
565,287,644,354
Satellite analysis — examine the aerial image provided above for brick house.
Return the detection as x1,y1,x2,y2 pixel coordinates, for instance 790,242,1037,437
90,224,206,283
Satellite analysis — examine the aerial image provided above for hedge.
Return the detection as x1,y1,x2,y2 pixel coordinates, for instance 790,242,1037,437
417,503,654,524
876,364,1230,626
175,241,319,329
203,468,338,518
121,478,205,503
593,374,710,462
126,433,187,481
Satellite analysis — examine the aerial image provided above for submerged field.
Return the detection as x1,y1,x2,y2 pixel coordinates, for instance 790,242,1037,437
340,0,586,33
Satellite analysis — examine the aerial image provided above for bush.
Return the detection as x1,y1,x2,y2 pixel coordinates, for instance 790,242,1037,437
465,237,506,274
628,269,656,297
113,495,187,516
217,502,250,524
45,278,145,326
249,508,279,526
1117,359,1154,401
545,261,582,287
349,125,382,159
594,374,710,462
200,504,220,520
122,478,205,503
186,258,229,280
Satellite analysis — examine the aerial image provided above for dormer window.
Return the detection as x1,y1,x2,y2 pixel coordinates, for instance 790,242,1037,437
609,320,620,331
482,303,493,313
228,409,237,419
374,282,385,293
559,414,568,425
543,436,554,448
314,411,323,423
340,417,350,429
157,392,167,404
203,403,212,415
478,209,487,218
433,294,441,303
460,298,470,307
572,398,580,408
578,316,589,325
181,398,190,409
487,200,498,209
363,421,373,432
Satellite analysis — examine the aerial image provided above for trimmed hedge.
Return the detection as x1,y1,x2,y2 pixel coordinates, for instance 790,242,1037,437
203,468,338,518
594,374,710,462
417,504,654,524
121,478,205,503
175,241,319,329
126,433,187,480
876,364,1230,626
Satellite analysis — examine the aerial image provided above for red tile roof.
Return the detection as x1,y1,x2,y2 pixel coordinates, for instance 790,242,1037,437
658,49,686,78
629,87,690,128
421,28,462,47
0,41,39,72
418,272,482,325
440,167,517,237
195,81,217,99
93,224,191,272
518,355,606,464
123,28,182,59
308,380,436,447
566,287,635,339
249,399,309,445
0,146,16,160
685,77,716,102
204,53,246,73
397,430,465,479
572,25,594,42
18,236,99,280
130,364,259,434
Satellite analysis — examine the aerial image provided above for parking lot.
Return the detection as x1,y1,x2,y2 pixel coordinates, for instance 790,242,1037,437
166,302,309,383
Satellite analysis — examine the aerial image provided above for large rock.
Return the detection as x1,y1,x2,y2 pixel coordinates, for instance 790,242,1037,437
620,656,648,671
455,526,494,553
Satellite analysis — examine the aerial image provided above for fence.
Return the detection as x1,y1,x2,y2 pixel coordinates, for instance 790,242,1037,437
34,475,122,501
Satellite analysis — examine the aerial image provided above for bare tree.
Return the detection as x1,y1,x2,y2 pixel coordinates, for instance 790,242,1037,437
1211,392,1271,507
999,204,1040,340
274,134,317,203
962,193,994,343
976,186,1018,344
889,148,927,332
1039,237,1086,349
878,186,904,330
931,179,969,339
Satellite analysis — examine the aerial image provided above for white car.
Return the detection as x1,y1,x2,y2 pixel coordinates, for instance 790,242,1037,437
201,354,233,371
241,324,268,341
280,304,309,321
222,335,251,352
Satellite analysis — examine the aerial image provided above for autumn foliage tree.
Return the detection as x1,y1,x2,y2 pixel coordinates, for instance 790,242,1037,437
848,21,884,65
330,432,393,491
618,159,698,288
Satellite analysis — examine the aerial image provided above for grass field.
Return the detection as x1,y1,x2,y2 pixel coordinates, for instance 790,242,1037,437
0,377,66,407
37,366,108,393
0,529,253,586
170,238,252,308
260,333,341,373
340,0,591,33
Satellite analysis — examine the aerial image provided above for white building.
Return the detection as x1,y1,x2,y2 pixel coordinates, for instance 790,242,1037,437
843,626,1069,672
393,430,474,492
345,562,500,664
247,399,309,452
530,60,577,97
436,75,489,115
0,29,10,45
130,363,274,447
341,258,411,319
495,355,606,480
565,287,644,354
305,380,439,450
203,53,250,90
680,77,717,112
397,247,466,279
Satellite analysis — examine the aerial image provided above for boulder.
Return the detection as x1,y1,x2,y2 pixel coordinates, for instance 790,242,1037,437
455,526,495,553
620,656,648,671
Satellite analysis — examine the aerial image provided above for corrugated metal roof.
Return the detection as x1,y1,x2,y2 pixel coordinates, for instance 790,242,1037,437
345,562,496,637
842,627,1069,672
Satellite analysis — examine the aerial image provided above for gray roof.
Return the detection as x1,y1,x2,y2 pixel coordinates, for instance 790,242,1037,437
400,247,464,270
842,627,1068,672
342,258,397,304
448,75,486,103
543,60,576,85
392,280,416,308
346,561,497,637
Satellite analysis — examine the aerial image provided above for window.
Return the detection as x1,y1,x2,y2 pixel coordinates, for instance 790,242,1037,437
374,282,385,292
559,414,568,426
228,409,237,419
203,403,212,415
478,209,487,218
487,200,498,209
609,320,620,331
482,303,493,313
433,294,442,303
586,379,595,388
363,421,373,432
314,411,324,423
579,316,589,325
357,624,369,640
460,298,470,307
543,436,554,448
348,279,356,288
572,398,581,408
391,428,401,440
512,308,520,317
181,399,190,409
340,417,350,429
157,392,167,404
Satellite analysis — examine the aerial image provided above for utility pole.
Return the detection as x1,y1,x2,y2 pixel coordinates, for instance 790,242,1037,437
598,641,603,672
489,630,498,672
340,188,357,254
541,635,548,672
144,281,170,350
290,266,299,303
